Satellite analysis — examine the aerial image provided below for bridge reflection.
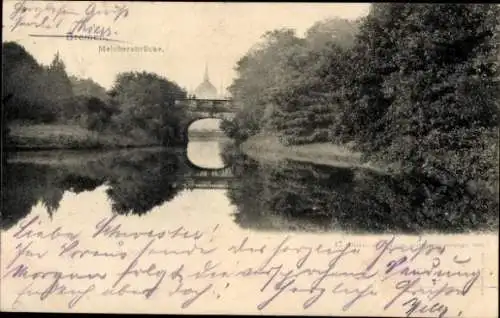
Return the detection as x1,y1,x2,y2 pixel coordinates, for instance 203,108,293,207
180,149,236,190
183,167,235,190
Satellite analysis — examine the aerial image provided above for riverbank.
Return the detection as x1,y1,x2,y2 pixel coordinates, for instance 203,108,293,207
5,147,171,166
5,123,156,150
240,134,388,174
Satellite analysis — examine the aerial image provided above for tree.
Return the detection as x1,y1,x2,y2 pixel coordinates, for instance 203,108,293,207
223,29,305,141
343,4,499,199
70,76,109,101
270,39,354,145
45,52,75,119
336,5,402,146
108,72,187,145
2,42,55,122
305,17,360,51
263,19,360,145
224,17,365,144
2,44,80,124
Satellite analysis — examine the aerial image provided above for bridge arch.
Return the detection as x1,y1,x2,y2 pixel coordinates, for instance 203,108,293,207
186,116,223,130
175,98,237,144
181,113,235,144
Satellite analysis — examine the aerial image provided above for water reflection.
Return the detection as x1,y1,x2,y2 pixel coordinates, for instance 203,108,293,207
1,149,185,229
187,140,227,169
2,141,498,233
221,143,498,233
187,118,227,169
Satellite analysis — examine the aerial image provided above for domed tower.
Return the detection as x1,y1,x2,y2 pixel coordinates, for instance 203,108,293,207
194,63,217,99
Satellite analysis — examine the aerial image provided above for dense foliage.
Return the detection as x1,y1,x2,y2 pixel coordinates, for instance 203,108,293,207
224,4,499,205
107,72,187,145
340,5,499,185
2,42,188,147
221,29,305,141
222,18,359,143
2,43,71,122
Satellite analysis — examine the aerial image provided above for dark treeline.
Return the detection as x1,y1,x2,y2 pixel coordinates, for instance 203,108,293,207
222,4,499,208
2,42,188,147
221,143,498,233
1,149,188,230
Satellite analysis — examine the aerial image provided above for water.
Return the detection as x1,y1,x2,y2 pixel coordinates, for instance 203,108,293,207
1,138,498,234
187,140,226,169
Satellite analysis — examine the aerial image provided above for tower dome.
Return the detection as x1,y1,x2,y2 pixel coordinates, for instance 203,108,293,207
194,63,217,99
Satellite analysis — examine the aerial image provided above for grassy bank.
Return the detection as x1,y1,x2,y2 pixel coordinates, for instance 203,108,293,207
6,147,170,166
5,123,156,150
240,134,388,174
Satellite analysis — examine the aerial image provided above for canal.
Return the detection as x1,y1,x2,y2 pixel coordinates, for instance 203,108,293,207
2,132,498,236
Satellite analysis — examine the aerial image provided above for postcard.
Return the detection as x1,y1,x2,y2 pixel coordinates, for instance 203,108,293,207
1,1,498,317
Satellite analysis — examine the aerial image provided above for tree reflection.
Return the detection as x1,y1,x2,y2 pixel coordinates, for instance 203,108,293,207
1,149,187,230
2,162,51,230
223,144,498,233
105,150,184,215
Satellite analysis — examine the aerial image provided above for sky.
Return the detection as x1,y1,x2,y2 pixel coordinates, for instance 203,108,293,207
3,1,370,93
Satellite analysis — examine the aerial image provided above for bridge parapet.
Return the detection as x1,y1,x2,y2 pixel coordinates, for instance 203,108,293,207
175,98,237,113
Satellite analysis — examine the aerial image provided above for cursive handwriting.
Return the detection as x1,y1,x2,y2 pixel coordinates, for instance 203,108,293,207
384,255,479,282
403,297,449,318
93,215,166,240
67,2,129,41
83,2,129,22
12,281,96,309
365,236,446,272
3,263,107,281
5,241,48,269
9,0,78,32
13,215,79,242
59,239,128,260
1,214,490,317
8,1,129,41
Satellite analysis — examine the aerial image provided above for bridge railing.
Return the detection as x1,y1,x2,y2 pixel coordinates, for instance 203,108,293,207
175,98,237,113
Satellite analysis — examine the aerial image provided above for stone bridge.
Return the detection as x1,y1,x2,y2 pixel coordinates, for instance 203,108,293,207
175,98,237,143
